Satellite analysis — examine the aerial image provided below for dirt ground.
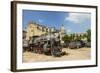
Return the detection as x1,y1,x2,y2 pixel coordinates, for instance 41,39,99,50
22,48,91,63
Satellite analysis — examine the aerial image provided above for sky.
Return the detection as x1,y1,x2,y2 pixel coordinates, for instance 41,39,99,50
22,10,91,34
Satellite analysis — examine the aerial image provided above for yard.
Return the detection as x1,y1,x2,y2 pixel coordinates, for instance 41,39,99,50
22,48,91,63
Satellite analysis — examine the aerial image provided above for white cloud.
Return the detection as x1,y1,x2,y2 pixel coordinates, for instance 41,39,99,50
65,13,91,24
38,19,43,23
67,29,71,33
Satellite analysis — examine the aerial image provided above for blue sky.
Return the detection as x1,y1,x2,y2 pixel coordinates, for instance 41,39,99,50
23,10,91,34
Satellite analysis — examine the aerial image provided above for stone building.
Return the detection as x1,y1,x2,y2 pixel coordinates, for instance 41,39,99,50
26,21,51,40
25,21,66,43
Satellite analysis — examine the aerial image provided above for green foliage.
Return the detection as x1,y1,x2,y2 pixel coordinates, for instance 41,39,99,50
86,29,91,42
62,34,70,42
62,29,91,42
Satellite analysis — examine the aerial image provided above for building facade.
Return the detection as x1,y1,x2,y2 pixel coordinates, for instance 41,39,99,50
25,21,66,43
26,22,51,40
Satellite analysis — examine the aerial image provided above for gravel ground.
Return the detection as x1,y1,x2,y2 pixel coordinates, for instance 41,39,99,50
22,48,91,63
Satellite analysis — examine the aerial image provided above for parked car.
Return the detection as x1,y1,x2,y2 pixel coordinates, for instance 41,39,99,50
85,42,91,47
78,40,86,47
68,41,82,49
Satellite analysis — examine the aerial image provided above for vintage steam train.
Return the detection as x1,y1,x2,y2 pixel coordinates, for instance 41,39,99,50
23,34,66,57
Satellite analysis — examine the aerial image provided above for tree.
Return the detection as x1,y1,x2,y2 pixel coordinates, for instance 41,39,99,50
86,29,91,42
82,33,87,39
62,34,70,42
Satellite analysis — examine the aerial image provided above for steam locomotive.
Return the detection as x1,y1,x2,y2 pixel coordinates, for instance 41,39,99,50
23,34,65,57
